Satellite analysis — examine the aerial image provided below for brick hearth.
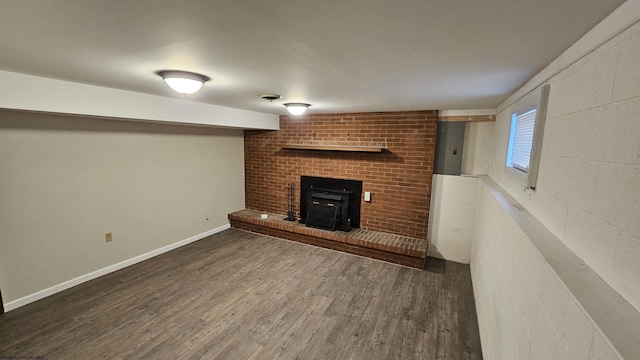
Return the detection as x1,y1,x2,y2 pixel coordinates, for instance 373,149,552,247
229,209,428,269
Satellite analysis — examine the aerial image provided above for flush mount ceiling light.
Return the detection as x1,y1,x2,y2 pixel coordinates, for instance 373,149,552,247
284,103,310,115
156,70,210,94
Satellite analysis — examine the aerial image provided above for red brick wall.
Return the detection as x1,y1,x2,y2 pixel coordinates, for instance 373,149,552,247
244,111,437,239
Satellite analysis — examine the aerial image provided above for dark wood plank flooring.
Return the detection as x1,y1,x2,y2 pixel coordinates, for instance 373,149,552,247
0,229,482,359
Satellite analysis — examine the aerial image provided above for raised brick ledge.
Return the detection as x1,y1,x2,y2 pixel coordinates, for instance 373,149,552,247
228,209,428,268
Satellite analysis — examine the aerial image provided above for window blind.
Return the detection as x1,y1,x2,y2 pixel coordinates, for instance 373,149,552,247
509,107,536,172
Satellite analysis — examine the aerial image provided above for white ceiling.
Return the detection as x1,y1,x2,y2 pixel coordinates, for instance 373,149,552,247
0,0,625,115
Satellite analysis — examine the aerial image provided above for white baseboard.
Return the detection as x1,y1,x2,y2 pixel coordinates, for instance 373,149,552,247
4,224,230,312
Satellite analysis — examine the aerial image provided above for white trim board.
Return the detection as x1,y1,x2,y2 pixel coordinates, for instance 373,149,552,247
3,224,231,312
438,109,496,117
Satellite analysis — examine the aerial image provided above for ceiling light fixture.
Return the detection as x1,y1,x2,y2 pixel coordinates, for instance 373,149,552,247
284,103,310,115
156,70,210,94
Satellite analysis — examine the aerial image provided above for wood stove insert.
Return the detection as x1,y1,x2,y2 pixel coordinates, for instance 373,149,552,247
300,176,362,232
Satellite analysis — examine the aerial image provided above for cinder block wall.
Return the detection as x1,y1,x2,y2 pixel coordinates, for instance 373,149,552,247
427,174,479,264
473,14,640,360
244,111,437,239
473,180,623,359
487,19,640,313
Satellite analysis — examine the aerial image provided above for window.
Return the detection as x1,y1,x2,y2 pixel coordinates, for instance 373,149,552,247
507,105,537,173
505,84,550,190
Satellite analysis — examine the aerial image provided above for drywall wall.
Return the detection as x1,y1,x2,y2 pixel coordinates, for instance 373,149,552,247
461,121,493,175
0,70,279,130
0,110,246,306
427,175,478,264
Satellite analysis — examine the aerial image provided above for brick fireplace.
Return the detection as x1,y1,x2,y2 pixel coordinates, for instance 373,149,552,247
243,111,437,239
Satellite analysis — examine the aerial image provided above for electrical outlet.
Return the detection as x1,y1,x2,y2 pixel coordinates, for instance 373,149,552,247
105,232,113,243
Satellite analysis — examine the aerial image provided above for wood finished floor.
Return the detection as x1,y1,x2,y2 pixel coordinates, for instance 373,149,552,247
0,229,482,359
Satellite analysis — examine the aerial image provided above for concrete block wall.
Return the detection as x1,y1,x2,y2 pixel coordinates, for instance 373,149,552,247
426,114,492,265
427,174,478,263
473,9,640,360
487,19,640,313
472,180,622,360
